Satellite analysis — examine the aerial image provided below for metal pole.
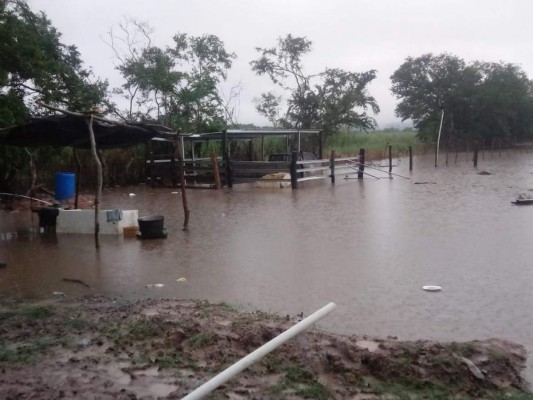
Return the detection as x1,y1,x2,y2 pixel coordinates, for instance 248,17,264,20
435,109,444,167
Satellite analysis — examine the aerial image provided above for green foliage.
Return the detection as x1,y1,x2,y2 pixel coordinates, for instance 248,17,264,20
0,337,54,364
250,34,379,135
108,20,235,133
0,0,107,192
391,53,533,146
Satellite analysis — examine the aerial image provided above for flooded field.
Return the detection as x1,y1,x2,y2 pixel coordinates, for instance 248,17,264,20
1,150,533,370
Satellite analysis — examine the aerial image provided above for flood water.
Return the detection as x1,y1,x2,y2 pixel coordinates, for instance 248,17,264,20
1,150,533,376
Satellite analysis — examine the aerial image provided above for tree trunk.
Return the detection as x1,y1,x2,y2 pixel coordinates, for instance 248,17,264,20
87,115,102,247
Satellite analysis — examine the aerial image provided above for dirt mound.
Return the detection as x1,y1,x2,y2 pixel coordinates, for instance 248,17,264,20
0,297,530,399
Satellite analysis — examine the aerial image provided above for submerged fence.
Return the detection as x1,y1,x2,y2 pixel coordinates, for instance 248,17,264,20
146,147,410,189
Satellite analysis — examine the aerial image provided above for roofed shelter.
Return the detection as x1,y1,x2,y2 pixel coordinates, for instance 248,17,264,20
0,103,182,244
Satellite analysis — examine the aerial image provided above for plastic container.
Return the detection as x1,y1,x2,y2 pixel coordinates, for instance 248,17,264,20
55,172,75,201
137,215,166,238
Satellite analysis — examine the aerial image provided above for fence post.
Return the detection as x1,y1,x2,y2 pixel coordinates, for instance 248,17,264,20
290,150,298,189
210,152,222,190
358,148,365,179
330,150,335,184
473,146,479,167
388,145,392,174
409,146,413,171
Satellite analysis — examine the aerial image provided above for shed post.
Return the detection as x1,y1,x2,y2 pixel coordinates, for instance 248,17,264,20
73,148,81,209
409,146,413,171
318,130,323,159
210,152,222,189
149,140,155,187
86,115,101,247
170,141,177,186
222,129,232,188
175,135,190,229
248,139,253,161
290,150,298,189
261,135,265,160
297,130,301,152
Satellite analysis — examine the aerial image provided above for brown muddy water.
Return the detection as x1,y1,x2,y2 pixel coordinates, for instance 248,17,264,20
1,150,533,376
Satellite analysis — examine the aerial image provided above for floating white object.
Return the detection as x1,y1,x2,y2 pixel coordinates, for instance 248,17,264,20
129,193,136,197
176,277,187,282
171,191,179,194
422,285,442,292
145,283,164,288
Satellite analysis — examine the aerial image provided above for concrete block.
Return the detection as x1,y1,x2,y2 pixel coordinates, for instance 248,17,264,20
56,209,139,235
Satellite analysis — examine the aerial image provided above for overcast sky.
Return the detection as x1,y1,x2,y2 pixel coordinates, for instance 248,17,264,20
28,0,533,129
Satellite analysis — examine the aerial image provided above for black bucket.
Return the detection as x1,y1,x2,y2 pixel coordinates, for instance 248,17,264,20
137,215,166,239
37,207,60,228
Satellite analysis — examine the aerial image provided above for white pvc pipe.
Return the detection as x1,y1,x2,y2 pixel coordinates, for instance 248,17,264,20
181,302,337,400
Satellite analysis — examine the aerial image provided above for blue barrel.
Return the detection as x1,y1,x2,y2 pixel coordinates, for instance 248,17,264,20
55,172,75,201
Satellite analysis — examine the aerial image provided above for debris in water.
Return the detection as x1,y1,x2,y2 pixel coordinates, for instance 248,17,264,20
62,278,90,287
145,283,164,288
422,285,442,292
52,291,65,297
129,193,136,197
171,191,179,194
176,277,187,283
414,182,437,185
478,171,492,175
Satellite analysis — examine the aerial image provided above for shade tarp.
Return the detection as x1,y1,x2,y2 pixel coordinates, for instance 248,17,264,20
0,115,174,149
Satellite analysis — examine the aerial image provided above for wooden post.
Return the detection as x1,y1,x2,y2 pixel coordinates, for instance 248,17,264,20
86,115,102,247
175,136,190,230
358,148,365,179
170,141,177,186
330,150,335,184
388,145,392,174
261,135,265,160
73,148,81,209
473,146,479,167
222,129,232,188
149,140,155,187
318,130,323,160
248,139,253,161
290,150,298,189
408,146,413,171
210,152,222,190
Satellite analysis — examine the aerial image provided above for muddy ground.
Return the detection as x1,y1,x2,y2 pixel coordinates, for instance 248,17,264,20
0,296,531,399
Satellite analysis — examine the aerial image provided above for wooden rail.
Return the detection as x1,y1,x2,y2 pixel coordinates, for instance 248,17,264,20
146,146,404,189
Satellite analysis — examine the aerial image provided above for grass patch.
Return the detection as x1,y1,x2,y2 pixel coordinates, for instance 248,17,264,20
128,319,162,339
189,332,214,349
0,337,54,364
325,129,426,158
231,311,275,328
17,305,55,319
154,352,182,368
295,381,330,400
270,363,331,399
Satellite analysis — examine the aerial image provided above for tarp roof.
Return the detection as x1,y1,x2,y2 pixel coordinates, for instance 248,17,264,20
0,115,175,149
151,129,321,142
